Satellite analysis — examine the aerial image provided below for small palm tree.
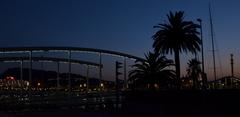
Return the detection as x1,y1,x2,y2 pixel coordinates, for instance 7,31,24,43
187,59,202,89
152,11,201,88
128,52,175,90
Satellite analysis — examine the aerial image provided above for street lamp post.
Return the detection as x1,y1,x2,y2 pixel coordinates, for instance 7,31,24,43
197,18,207,89
197,18,204,73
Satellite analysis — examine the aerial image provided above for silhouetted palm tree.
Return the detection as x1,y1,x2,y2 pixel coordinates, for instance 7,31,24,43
187,59,201,89
128,52,175,90
152,11,201,88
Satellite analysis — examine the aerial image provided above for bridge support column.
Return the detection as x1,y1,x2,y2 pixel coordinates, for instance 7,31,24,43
68,50,72,93
124,57,127,90
29,51,32,88
57,61,60,90
20,60,23,83
86,65,89,92
20,60,23,99
99,53,102,90
29,51,32,101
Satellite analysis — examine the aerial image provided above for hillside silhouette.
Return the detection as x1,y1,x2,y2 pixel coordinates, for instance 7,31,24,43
0,68,116,88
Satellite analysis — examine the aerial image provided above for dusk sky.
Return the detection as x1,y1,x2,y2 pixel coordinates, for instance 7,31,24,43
0,0,240,80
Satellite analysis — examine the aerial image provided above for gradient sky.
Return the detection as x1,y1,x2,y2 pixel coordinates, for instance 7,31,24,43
0,0,240,81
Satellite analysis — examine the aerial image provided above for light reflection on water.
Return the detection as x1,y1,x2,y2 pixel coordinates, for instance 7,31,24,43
0,91,123,111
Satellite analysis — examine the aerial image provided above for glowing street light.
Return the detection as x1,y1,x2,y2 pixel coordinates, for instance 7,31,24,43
100,83,104,87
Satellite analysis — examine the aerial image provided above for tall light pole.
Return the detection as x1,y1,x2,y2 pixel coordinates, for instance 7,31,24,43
197,18,204,73
230,54,234,87
231,54,234,77
197,18,207,89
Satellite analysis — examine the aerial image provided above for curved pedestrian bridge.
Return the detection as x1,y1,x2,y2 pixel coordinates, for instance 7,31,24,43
0,46,144,111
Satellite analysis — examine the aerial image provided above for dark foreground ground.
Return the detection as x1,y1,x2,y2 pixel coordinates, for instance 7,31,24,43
1,90,240,117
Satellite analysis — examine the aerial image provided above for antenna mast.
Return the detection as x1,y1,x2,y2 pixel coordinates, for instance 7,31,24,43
209,4,217,83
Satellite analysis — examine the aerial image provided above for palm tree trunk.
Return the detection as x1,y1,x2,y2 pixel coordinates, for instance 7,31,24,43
192,73,197,90
174,49,181,89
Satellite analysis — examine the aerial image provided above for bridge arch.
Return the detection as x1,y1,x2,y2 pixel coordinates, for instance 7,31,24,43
0,47,145,91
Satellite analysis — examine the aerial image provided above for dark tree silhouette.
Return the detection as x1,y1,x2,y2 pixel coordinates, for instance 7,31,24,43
152,11,201,88
128,52,175,90
187,59,202,89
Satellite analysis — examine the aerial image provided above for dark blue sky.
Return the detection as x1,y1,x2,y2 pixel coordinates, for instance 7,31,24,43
0,0,240,80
